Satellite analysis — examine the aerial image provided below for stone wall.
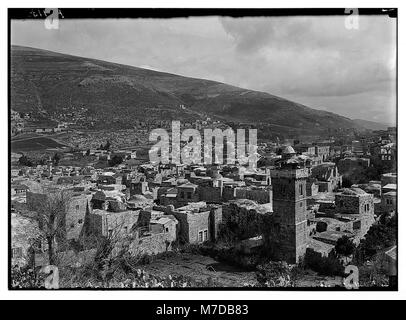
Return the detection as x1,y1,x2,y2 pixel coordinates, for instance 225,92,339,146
222,201,271,240
379,192,397,213
87,210,140,238
208,205,223,241
335,193,374,215
168,206,221,244
130,223,177,255
26,191,91,247
381,173,397,186
316,181,333,193
198,186,222,203
186,211,211,244
66,195,92,241
235,187,272,205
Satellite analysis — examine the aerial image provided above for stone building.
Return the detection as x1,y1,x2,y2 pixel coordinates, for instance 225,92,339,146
130,178,149,196
311,162,342,192
158,187,179,206
65,194,93,242
11,213,42,266
379,143,396,166
88,209,140,238
130,215,178,255
381,172,397,186
26,189,92,250
176,182,199,207
222,199,273,240
315,145,330,161
96,172,122,186
338,157,370,174
379,191,397,214
168,202,222,244
335,188,374,216
334,187,375,237
295,143,316,155
91,189,127,211
196,176,273,206
268,162,309,263
234,186,273,205
306,179,319,197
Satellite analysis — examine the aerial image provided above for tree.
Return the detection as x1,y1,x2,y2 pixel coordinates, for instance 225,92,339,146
256,261,295,287
36,191,71,265
357,212,397,260
52,153,61,166
335,235,356,257
18,155,33,167
304,249,344,276
108,155,123,167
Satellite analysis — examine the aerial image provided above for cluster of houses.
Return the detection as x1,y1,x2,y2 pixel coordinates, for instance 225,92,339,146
11,137,397,270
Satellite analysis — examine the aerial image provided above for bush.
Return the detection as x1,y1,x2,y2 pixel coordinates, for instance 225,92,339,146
256,261,295,287
335,235,356,257
11,265,44,289
18,155,33,167
304,250,344,276
356,212,397,261
108,155,123,167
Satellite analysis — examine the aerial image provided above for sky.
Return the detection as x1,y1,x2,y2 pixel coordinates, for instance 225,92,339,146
11,15,397,124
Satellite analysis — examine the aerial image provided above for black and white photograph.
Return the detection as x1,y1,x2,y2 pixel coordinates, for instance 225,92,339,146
8,7,398,291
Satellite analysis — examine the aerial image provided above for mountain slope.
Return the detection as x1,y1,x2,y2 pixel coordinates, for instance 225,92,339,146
353,119,391,131
11,45,362,133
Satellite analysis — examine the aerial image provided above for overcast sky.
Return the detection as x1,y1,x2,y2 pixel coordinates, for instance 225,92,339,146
11,16,396,124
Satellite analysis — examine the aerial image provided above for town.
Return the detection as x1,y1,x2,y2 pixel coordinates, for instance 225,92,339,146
10,122,397,288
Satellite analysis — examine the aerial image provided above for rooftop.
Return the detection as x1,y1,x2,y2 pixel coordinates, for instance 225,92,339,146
382,184,397,190
340,187,367,196
282,145,295,154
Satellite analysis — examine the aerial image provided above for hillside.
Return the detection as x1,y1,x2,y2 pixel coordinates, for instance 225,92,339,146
353,119,391,131
10,45,363,134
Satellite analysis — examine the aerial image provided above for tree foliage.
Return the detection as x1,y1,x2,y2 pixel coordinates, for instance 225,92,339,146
335,235,356,257
36,191,71,265
52,153,61,165
256,261,295,287
304,250,344,276
18,155,33,167
108,155,124,167
357,212,397,261
11,265,44,288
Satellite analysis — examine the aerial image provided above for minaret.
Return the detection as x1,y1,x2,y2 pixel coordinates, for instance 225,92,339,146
268,148,308,263
47,156,53,176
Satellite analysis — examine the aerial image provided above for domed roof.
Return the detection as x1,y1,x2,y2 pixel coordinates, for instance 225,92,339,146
212,172,223,180
342,187,366,196
130,194,148,202
282,146,296,154
176,178,189,185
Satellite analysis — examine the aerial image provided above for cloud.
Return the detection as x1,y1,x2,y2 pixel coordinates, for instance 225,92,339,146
220,16,396,96
11,15,396,124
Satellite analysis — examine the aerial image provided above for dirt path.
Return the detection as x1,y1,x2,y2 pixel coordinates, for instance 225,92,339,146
142,253,258,287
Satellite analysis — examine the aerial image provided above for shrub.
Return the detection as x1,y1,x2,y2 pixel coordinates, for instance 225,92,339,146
304,250,344,276
335,235,356,257
255,261,295,287
11,265,44,289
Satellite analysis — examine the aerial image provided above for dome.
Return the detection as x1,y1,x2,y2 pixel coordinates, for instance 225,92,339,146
212,173,223,180
130,194,148,201
342,187,366,196
282,146,296,155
